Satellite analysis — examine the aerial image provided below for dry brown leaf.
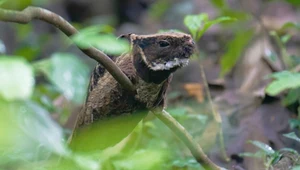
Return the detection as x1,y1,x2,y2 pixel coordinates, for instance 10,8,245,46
183,83,204,103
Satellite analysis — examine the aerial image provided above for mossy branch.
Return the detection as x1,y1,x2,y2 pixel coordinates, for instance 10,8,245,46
0,6,225,170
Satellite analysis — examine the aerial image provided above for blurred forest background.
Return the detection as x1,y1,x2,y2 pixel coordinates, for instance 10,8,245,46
1,0,300,169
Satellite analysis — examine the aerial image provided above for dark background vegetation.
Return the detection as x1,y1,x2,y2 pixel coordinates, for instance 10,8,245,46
1,0,300,169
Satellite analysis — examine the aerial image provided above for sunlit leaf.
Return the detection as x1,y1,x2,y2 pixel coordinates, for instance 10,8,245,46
0,99,67,165
283,132,300,143
220,29,254,76
70,110,147,152
248,140,275,155
33,53,90,104
197,16,236,40
171,158,201,169
184,14,209,39
184,13,236,40
266,71,300,96
112,149,167,170
72,25,129,55
0,56,34,100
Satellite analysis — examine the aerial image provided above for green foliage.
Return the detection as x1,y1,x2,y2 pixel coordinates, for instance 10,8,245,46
248,141,275,155
72,25,130,55
149,0,170,19
210,0,227,9
0,99,67,165
286,0,300,6
220,30,254,76
33,53,90,104
184,13,236,41
265,71,300,96
241,140,299,169
0,56,34,100
283,132,300,143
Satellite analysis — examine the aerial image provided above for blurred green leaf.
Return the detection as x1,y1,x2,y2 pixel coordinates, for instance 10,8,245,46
70,110,147,152
33,53,90,104
0,56,34,100
149,0,170,19
266,71,300,96
210,0,227,9
220,30,254,76
14,46,40,61
280,22,300,31
293,166,300,170
0,0,6,5
184,14,209,39
281,34,292,44
286,0,300,6
249,140,275,155
289,119,300,129
112,149,167,170
239,151,265,158
282,88,300,106
0,0,32,10
221,9,251,21
283,132,300,143
197,16,236,40
171,158,201,170
184,13,236,40
0,99,67,165
72,25,129,55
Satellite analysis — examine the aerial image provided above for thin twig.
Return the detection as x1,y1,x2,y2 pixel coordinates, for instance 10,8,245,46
152,110,226,170
0,6,135,92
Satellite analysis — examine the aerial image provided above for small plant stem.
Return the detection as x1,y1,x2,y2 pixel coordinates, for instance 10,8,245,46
196,47,230,162
152,110,226,170
0,6,135,92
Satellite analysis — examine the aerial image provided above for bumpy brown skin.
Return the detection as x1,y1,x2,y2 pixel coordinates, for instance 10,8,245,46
75,32,195,128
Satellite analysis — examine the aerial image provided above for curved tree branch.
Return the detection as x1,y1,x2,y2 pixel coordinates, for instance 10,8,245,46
0,6,226,170
0,6,135,92
152,110,225,170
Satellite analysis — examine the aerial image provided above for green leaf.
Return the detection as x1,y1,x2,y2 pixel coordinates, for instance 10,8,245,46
184,14,209,39
282,88,300,106
149,0,170,18
221,9,251,21
280,22,300,31
286,0,300,6
0,56,34,100
281,34,292,44
33,53,90,104
220,29,254,76
266,71,300,96
69,110,148,152
283,132,300,143
72,25,130,55
0,0,6,5
112,149,167,170
239,151,265,158
197,16,236,40
210,0,227,9
184,13,236,40
248,140,275,155
0,99,67,164
289,119,300,129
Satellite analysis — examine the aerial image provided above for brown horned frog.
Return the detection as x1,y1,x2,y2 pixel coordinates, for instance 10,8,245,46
70,32,195,151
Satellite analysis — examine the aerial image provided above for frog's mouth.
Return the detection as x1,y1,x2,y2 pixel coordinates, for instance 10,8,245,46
149,58,189,71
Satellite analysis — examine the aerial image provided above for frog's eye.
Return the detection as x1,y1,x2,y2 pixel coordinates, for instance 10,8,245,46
158,40,170,47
